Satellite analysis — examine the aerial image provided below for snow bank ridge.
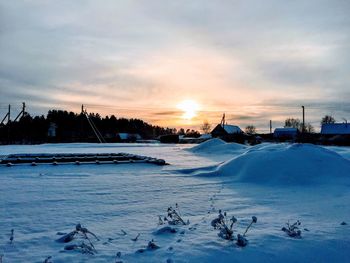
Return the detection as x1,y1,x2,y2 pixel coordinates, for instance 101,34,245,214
188,138,246,154
194,143,350,185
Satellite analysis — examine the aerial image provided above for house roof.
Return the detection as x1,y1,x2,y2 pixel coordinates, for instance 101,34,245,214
321,123,350,135
222,124,242,134
211,124,243,135
274,128,298,134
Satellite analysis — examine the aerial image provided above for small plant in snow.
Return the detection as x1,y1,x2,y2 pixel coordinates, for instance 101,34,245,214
163,204,188,225
242,216,257,236
119,229,127,236
56,223,99,243
115,252,122,263
56,230,76,243
43,256,52,263
136,239,160,253
147,239,160,250
57,223,99,255
9,229,14,244
236,216,257,247
154,226,177,235
64,242,96,255
131,233,140,241
158,216,164,225
236,234,248,247
211,210,237,240
75,223,99,241
282,220,302,238
211,212,258,246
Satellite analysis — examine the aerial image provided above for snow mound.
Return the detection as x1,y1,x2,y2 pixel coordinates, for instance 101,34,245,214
196,144,350,185
189,138,246,154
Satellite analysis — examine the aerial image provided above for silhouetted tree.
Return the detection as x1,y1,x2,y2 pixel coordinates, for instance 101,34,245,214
284,118,302,131
201,120,211,134
305,123,315,133
184,129,200,138
245,125,256,134
177,128,185,135
321,115,336,125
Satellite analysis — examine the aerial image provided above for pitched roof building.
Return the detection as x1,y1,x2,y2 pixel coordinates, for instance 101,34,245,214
321,123,350,135
211,113,243,137
211,124,243,137
273,128,298,139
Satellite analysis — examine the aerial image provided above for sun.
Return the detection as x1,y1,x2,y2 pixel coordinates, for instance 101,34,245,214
177,99,200,120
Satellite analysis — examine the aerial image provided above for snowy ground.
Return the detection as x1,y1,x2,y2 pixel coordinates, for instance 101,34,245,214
0,141,349,262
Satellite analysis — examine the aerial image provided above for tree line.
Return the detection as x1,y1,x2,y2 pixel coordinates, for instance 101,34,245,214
0,110,183,144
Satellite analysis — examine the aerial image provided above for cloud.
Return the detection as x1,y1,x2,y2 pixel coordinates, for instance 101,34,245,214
0,0,349,130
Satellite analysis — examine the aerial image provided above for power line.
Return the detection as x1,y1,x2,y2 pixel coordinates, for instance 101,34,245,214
82,105,106,143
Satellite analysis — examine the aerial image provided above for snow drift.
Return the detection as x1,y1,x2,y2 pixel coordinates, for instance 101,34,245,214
189,138,246,154
1,143,350,262
192,143,350,185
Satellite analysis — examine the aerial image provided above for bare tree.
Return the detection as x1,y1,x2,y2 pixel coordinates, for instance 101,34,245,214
305,123,315,133
201,120,211,134
245,125,256,134
321,115,335,125
284,118,302,131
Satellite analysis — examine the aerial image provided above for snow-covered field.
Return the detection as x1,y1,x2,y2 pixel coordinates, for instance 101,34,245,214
1,141,350,262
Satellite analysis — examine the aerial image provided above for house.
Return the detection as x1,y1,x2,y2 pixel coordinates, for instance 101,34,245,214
211,123,244,143
273,128,298,139
117,133,142,142
210,114,244,143
211,124,243,137
321,123,350,135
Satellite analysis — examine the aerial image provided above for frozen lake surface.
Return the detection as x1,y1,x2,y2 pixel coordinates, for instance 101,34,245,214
1,142,349,262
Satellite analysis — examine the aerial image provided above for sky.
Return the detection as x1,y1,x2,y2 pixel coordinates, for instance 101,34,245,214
0,0,349,132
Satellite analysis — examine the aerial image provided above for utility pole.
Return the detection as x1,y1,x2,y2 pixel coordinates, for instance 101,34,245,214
1,104,11,125
8,104,11,123
302,106,305,133
80,104,84,141
13,102,26,122
221,113,225,128
7,104,11,144
269,120,272,134
22,102,26,116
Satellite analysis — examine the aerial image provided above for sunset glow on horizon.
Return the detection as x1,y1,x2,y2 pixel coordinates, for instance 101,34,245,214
177,100,200,120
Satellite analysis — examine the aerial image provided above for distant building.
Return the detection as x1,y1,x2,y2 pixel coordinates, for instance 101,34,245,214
211,124,243,137
48,122,57,137
210,114,244,143
273,128,298,139
179,133,212,144
117,133,142,142
321,123,350,135
159,134,179,143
